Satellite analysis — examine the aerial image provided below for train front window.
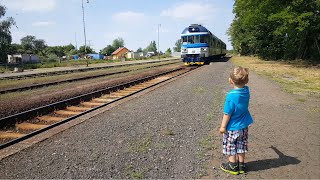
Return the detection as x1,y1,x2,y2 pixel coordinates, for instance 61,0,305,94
200,35,209,43
194,35,199,43
182,36,188,45
186,35,199,44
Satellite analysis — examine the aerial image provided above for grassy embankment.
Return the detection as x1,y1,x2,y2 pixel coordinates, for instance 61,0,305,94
231,56,320,98
0,54,173,73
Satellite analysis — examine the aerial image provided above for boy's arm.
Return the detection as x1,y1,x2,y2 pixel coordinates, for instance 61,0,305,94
219,114,231,133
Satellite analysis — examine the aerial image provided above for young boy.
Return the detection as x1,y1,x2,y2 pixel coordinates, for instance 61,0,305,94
219,66,253,175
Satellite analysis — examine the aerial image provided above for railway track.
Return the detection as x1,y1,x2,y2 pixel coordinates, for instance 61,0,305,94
0,58,180,81
0,66,198,149
0,60,181,94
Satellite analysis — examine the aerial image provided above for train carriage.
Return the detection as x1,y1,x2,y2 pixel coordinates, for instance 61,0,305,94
181,24,227,65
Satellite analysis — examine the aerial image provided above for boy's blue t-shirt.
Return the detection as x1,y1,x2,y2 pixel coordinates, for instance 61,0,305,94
223,86,253,131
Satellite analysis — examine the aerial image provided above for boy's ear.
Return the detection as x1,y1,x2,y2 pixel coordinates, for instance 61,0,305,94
229,78,233,85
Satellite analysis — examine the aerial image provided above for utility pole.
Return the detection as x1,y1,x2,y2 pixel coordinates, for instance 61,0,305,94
82,0,89,66
75,32,78,50
158,24,161,60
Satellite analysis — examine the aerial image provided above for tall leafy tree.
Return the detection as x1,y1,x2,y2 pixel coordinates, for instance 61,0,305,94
46,46,65,58
228,0,320,61
62,44,76,53
136,47,143,53
173,39,181,52
144,40,157,53
112,37,125,49
0,4,15,62
100,45,115,55
100,37,125,55
79,45,95,54
20,35,47,55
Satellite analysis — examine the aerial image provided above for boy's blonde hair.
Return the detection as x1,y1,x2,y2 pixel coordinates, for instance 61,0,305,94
230,66,249,85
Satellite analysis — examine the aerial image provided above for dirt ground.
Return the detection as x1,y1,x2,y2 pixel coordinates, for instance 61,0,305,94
205,66,320,179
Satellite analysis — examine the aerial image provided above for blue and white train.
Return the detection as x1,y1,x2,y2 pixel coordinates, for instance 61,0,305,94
181,24,227,65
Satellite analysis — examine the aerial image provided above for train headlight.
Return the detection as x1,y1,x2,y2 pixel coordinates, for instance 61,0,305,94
201,48,208,52
181,48,187,53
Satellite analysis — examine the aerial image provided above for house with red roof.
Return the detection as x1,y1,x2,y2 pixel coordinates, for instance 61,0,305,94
111,47,129,60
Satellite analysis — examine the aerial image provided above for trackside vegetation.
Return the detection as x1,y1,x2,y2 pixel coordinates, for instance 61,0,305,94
232,56,320,97
228,0,320,62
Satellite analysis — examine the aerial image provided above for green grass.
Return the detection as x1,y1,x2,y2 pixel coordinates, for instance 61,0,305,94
128,136,152,153
126,165,146,179
205,113,213,123
296,98,306,102
193,87,206,93
231,56,320,97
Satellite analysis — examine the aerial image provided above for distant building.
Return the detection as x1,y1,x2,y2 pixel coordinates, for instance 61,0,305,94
72,55,79,60
111,47,129,60
7,54,40,64
125,51,142,59
87,54,104,60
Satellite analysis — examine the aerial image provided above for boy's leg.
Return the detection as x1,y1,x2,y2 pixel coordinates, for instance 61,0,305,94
238,153,245,162
238,153,246,174
228,155,237,163
221,131,239,175
237,128,248,174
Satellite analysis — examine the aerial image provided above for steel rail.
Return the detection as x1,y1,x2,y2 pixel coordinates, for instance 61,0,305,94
0,61,180,94
0,58,181,80
0,67,195,149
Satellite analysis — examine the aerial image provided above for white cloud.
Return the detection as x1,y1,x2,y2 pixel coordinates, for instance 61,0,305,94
3,0,56,12
112,11,147,24
160,2,216,23
32,21,56,27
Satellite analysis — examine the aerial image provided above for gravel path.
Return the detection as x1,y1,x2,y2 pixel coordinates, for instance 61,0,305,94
0,60,319,179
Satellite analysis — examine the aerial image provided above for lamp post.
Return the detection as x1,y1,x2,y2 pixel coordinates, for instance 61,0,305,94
158,24,161,60
82,0,89,66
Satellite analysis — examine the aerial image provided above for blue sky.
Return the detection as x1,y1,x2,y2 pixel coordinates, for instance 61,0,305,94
1,0,234,52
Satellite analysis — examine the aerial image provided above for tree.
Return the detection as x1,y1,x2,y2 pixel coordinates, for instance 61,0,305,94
62,44,76,53
0,4,15,62
20,35,47,55
136,47,143,53
45,46,65,58
173,39,181,52
100,45,115,56
228,0,320,61
78,45,95,54
112,37,124,49
99,37,125,56
165,48,172,55
144,40,157,53
8,43,23,54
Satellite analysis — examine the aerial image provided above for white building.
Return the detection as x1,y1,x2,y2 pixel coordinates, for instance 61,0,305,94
125,51,144,59
7,54,40,64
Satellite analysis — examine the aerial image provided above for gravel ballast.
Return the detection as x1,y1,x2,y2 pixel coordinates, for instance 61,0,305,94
0,61,229,179
0,60,319,179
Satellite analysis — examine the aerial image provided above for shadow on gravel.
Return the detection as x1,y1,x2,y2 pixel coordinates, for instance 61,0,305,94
247,146,301,172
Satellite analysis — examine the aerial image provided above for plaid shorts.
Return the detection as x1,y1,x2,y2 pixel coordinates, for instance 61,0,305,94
223,128,248,155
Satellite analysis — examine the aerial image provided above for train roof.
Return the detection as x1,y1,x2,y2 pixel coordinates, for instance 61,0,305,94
181,24,226,44
181,24,210,34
